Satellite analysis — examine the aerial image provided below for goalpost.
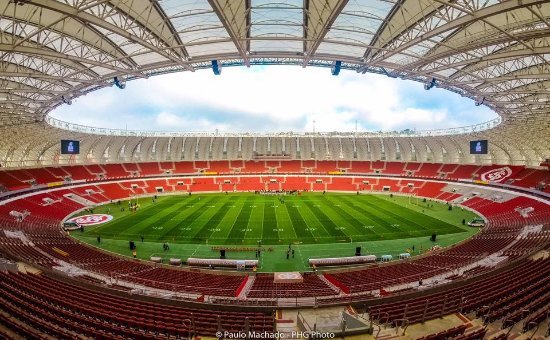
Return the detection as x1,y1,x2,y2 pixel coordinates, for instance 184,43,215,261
408,193,417,205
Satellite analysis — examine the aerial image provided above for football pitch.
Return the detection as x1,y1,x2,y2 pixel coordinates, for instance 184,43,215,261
72,192,480,272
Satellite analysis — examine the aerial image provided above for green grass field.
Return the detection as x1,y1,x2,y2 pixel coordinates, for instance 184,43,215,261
72,192,480,272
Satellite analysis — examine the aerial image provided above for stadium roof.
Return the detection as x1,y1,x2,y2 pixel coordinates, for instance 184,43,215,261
0,0,548,167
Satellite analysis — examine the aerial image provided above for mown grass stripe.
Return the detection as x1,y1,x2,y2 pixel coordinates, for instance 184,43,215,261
190,197,239,242
342,195,400,234
126,197,204,239
274,202,298,242
301,199,348,240
225,197,255,243
321,196,380,240
245,200,264,242
368,195,461,235
284,202,316,243
206,197,244,243
337,195,405,238
375,197,464,233
156,196,219,241
290,199,332,240
93,197,200,239
262,201,279,243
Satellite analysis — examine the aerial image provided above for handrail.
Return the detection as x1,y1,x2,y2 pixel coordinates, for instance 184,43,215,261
45,115,502,138
182,319,193,340
393,318,409,335
525,321,539,340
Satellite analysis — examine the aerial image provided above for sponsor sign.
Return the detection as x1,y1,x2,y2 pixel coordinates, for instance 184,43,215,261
480,166,513,182
66,214,113,226
274,272,303,283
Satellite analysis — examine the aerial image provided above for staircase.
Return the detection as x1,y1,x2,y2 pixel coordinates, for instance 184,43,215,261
237,275,255,298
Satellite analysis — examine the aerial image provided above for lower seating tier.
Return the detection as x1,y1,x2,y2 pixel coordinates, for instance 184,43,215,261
0,271,274,338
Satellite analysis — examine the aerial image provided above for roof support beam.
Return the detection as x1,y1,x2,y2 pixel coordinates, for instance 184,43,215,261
362,0,406,61
412,30,550,74
151,0,192,63
0,72,96,85
2,1,138,70
208,0,250,67
424,47,550,74
359,0,547,71
0,44,128,74
452,73,550,86
302,0,349,66
28,0,193,72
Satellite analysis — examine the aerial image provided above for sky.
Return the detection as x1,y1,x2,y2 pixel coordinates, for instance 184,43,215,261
51,65,497,133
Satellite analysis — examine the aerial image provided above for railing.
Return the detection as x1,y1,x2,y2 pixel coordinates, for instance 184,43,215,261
45,115,502,138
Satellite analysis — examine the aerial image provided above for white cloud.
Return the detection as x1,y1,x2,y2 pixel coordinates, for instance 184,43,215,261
154,111,230,132
51,66,497,133
155,112,184,127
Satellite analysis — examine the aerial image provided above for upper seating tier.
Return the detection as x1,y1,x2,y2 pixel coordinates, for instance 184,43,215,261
1,162,547,193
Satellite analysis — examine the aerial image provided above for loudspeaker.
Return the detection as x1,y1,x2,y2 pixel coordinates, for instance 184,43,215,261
331,60,341,75
355,247,361,256
430,233,437,242
129,241,135,250
220,249,226,259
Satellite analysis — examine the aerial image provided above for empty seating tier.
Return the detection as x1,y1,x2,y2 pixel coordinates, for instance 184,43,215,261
0,271,274,338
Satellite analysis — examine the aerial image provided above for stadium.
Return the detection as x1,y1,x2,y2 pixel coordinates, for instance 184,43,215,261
0,0,549,339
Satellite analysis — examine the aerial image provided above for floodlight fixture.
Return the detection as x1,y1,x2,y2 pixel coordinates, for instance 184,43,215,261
381,67,398,78
331,61,341,76
475,97,485,106
424,78,437,90
212,60,222,75
114,77,126,89
10,0,30,5
61,95,72,105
